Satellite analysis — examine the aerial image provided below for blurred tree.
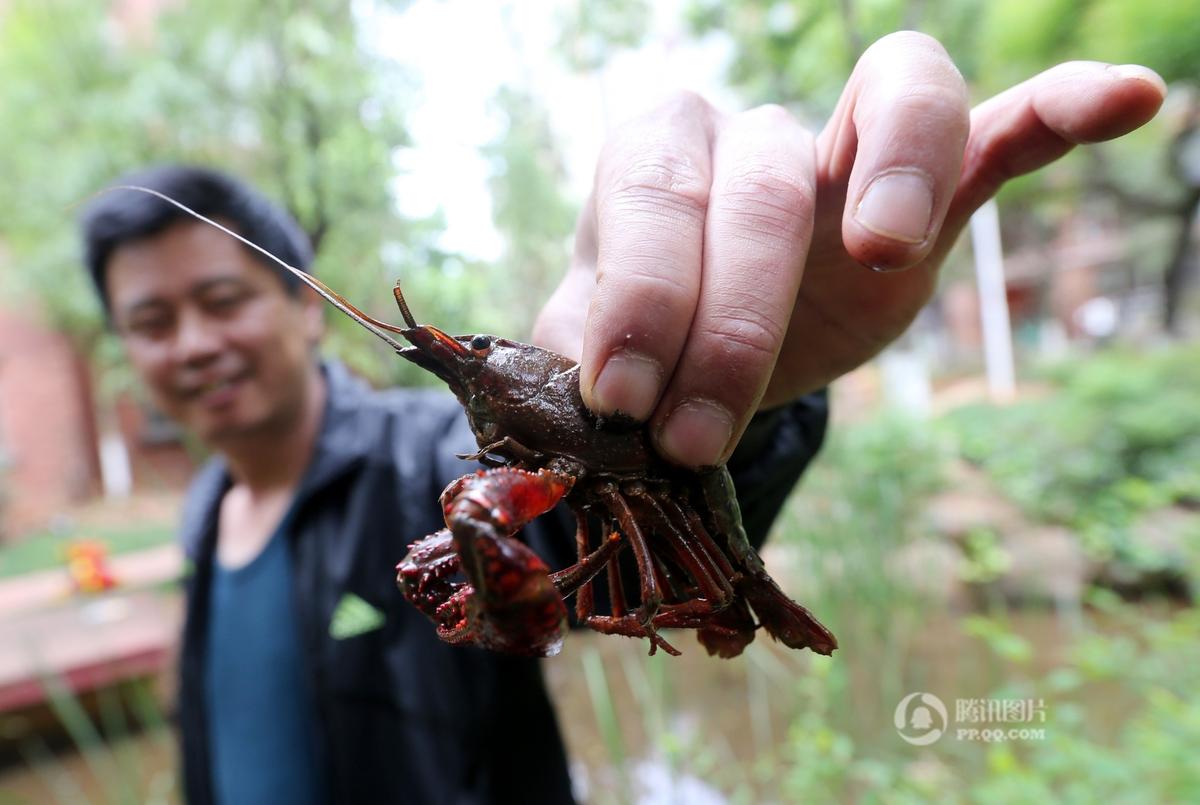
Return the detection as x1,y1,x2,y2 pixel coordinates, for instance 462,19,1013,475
683,0,1197,119
482,87,578,338
685,0,1199,331
556,0,652,73
685,0,992,113
0,0,456,383
984,0,1200,332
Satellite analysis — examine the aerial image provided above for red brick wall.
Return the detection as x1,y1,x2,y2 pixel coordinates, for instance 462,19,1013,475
0,309,101,538
113,394,197,493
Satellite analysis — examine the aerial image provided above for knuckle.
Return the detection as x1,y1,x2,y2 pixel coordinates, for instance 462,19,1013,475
654,89,713,120
605,148,711,223
900,81,969,121
719,165,814,243
861,80,969,135
597,256,696,319
737,103,812,143
703,301,784,367
744,102,793,127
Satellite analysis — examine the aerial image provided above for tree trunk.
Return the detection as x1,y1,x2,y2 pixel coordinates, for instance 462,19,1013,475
1163,188,1200,334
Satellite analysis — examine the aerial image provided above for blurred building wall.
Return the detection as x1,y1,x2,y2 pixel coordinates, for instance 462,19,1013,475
0,309,101,539
0,306,196,540
113,393,196,493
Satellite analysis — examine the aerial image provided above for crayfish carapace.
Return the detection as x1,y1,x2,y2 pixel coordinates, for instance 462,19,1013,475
108,186,837,659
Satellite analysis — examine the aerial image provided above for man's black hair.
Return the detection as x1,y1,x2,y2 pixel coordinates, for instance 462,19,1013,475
82,165,314,314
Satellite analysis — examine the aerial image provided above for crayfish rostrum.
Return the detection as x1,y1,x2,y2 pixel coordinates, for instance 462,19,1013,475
114,187,838,660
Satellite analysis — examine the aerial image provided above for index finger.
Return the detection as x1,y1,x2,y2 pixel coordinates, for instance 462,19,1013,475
579,92,718,422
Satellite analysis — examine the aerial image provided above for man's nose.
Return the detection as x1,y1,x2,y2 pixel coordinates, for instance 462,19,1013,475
173,310,223,364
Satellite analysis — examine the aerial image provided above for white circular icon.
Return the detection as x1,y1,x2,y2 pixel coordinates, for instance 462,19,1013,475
894,692,947,745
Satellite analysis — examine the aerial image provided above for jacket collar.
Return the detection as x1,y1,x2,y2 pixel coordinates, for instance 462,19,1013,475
179,360,371,557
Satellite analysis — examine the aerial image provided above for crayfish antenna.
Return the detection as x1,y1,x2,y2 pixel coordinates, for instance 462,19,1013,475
85,185,413,352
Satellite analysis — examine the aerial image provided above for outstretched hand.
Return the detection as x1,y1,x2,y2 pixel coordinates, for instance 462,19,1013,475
533,31,1165,469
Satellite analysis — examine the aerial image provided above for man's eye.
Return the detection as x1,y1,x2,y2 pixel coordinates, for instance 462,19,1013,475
127,318,172,338
205,293,245,314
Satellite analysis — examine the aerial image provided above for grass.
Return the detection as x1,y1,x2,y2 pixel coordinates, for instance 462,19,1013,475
2,676,178,805
0,523,174,580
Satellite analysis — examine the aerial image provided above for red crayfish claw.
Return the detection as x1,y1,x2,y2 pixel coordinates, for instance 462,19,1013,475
397,467,574,657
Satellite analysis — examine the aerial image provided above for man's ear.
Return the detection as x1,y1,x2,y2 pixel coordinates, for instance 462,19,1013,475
300,285,326,345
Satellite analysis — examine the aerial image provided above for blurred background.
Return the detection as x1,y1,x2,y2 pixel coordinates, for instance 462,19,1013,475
0,0,1196,802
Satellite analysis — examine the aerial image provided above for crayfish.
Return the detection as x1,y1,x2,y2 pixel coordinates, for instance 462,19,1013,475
114,187,838,659
387,318,838,659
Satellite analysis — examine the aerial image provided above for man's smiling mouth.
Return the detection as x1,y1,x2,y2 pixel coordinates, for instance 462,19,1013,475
183,369,252,402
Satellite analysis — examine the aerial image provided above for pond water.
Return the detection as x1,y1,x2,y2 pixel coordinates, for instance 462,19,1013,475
0,603,1160,804
543,607,1144,803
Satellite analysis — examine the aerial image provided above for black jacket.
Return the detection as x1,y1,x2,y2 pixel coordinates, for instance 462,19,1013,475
177,361,827,804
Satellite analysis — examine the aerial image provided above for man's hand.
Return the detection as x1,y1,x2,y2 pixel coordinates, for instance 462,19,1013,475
532,31,1165,469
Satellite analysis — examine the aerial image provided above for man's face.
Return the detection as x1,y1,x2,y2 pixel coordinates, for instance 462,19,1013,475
106,220,324,447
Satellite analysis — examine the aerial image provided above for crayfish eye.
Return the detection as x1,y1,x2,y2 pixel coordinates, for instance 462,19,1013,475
469,334,492,355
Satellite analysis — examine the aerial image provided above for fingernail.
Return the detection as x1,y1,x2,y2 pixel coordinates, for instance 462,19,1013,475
854,170,934,244
658,399,734,468
591,350,662,420
1108,64,1167,95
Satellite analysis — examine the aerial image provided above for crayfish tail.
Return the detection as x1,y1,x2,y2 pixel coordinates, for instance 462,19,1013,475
739,575,838,656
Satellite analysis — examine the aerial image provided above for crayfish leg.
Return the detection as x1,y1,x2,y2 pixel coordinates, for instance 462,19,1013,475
549,530,622,600
579,614,682,656
596,483,662,627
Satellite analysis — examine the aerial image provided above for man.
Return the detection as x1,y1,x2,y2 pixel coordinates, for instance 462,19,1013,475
83,34,1163,804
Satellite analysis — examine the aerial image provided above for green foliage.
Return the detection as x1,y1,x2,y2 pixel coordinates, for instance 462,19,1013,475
687,0,857,113
686,0,1000,112
687,0,1199,109
556,0,652,72
967,607,1200,804
769,604,1200,803
0,0,464,388
1079,0,1200,84
782,411,949,606
972,0,1098,92
786,411,948,549
773,413,954,758
941,345,1200,571
960,528,1013,585
482,87,578,338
